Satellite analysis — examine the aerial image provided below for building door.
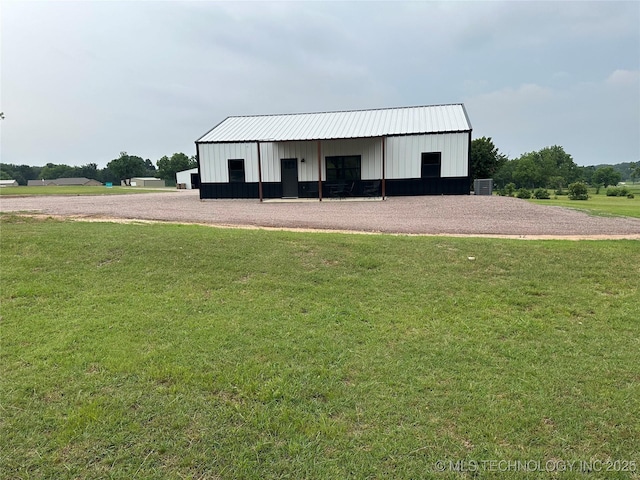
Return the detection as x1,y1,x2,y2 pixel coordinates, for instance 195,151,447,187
281,158,298,198
190,173,200,189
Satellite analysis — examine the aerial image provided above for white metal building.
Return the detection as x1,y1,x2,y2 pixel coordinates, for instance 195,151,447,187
176,168,199,189
195,104,471,200
130,177,166,188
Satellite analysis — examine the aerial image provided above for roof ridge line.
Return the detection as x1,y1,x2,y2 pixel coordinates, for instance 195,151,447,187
227,103,465,119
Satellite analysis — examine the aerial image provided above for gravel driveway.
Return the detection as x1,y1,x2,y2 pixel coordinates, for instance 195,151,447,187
2,190,639,238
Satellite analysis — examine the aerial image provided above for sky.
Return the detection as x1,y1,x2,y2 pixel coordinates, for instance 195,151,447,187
1,0,638,168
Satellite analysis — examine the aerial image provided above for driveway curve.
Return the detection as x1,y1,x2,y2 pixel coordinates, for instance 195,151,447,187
2,190,639,239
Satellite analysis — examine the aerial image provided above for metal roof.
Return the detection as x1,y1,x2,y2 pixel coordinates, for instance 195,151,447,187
197,104,471,143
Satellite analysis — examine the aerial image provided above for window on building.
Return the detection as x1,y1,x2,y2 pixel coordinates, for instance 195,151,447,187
421,152,441,178
228,159,245,183
326,155,361,181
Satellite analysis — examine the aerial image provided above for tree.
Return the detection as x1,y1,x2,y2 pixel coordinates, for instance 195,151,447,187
144,159,156,174
592,166,621,188
538,145,581,186
78,163,99,180
106,152,148,181
156,153,197,184
568,182,589,200
495,145,580,189
494,159,517,188
578,165,596,186
512,154,542,188
39,163,77,180
630,162,640,184
470,137,507,181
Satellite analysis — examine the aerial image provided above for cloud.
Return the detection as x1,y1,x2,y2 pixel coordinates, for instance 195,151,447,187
465,69,640,164
1,1,638,167
606,69,640,87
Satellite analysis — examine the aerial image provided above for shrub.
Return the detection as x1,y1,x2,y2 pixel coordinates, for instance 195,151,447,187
555,187,565,196
516,188,532,199
533,188,550,199
606,187,630,197
505,183,516,197
628,193,635,199
568,182,589,200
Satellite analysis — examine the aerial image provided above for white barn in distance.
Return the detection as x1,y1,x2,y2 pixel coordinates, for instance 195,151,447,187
195,104,472,200
176,167,200,190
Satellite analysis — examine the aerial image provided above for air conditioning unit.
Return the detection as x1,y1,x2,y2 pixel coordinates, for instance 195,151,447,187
474,179,493,196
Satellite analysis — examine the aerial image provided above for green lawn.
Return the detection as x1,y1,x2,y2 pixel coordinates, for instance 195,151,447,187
0,186,174,196
529,184,640,218
1,215,639,479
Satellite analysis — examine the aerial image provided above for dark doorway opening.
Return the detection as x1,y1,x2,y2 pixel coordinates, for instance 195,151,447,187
281,158,298,198
190,173,200,189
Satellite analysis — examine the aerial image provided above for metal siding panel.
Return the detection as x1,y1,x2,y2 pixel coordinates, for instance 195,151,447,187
385,133,467,179
262,143,277,182
386,137,401,179
397,136,411,178
208,144,223,182
197,144,207,182
197,144,209,182
244,143,257,183
202,143,257,182
409,136,422,177
300,142,318,182
361,138,382,180
212,145,222,181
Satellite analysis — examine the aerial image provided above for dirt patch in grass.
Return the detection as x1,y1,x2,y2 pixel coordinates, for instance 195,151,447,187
10,213,640,240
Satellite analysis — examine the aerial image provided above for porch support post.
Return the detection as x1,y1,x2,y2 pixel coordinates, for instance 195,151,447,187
317,140,323,201
381,136,386,199
257,141,263,202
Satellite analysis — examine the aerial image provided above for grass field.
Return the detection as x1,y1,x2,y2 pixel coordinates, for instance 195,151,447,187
1,215,639,479
529,184,640,218
0,186,174,196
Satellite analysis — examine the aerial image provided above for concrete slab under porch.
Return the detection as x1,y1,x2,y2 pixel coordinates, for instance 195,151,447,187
263,196,384,203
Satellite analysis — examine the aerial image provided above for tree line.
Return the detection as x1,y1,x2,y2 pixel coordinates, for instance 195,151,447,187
2,141,637,189
0,152,197,186
470,137,639,191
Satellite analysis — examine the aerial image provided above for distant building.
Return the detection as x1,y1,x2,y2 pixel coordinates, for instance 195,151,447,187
53,177,103,186
0,179,19,187
176,168,199,189
129,177,166,188
195,104,472,200
28,179,57,186
27,177,102,186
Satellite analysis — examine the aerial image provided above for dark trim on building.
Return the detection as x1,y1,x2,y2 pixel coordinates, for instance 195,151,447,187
317,140,323,201
257,141,263,202
385,177,470,196
200,177,470,199
200,182,260,199
195,142,203,200
467,129,473,186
